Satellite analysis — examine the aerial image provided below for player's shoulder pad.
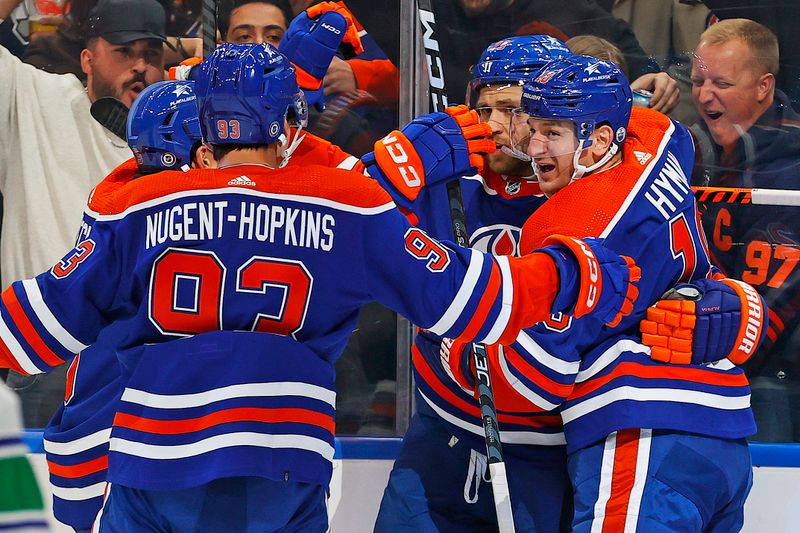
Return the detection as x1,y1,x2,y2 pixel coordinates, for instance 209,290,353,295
274,164,394,210
88,168,199,215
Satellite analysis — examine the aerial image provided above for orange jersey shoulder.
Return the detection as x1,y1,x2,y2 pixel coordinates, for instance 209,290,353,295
289,130,364,172
88,164,392,216
519,110,675,252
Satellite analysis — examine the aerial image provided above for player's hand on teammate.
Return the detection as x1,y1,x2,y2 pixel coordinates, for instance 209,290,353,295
362,105,494,210
641,278,768,365
630,72,680,114
538,235,641,327
280,1,363,111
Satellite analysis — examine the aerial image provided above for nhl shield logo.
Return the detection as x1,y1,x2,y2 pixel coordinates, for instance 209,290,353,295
505,180,521,195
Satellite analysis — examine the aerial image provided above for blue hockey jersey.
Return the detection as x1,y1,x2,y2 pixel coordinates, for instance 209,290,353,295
0,163,584,491
498,108,757,452
43,134,366,529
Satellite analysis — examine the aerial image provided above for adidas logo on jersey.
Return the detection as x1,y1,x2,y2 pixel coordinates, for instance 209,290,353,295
228,175,256,187
634,151,652,165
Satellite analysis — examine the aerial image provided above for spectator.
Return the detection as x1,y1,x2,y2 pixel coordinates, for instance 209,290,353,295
217,0,293,46
22,0,201,79
428,0,679,113
701,0,800,111
0,0,167,427
691,18,800,441
566,34,628,74
608,0,710,124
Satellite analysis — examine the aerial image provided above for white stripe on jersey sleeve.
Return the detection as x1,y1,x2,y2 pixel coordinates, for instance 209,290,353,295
576,339,648,383
515,331,580,376
336,156,360,170
497,346,559,411
44,428,112,457
427,249,484,336
50,481,108,501
419,391,566,446
23,279,88,354
110,432,336,461
0,309,43,375
120,382,336,409
561,386,752,424
480,256,513,345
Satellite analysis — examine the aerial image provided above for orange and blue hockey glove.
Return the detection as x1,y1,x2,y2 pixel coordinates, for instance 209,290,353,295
280,2,363,111
537,235,641,327
641,278,768,365
362,105,494,211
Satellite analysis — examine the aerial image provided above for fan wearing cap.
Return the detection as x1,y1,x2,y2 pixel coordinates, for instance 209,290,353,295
81,0,170,108
0,0,170,430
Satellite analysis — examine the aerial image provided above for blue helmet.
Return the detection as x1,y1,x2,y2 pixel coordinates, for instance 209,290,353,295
520,55,632,149
127,80,202,172
193,43,307,146
466,35,572,106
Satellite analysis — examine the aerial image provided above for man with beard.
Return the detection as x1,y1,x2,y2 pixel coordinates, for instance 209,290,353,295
430,0,680,114
0,0,168,427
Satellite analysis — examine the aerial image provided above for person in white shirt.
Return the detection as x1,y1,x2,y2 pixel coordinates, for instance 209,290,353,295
0,0,167,426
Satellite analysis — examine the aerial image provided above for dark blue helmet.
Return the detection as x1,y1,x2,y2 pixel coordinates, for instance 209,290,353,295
193,43,307,146
127,80,202,172
466,35,572,106
521,55,632,150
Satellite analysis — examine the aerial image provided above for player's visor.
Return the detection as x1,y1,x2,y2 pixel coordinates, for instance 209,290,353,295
508,109,580,162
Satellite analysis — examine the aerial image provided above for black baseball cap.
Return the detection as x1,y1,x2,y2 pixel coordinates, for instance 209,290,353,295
87,0,171,45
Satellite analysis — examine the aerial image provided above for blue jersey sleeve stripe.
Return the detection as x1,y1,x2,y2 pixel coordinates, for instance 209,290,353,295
11,282,77,364
22,279,88,354
576,339,650,382
561,386,752,424
44,429,112,457
514,331,581,376
51,482,107,502
427,248,484,336
109,432,335,462
481,255,513,345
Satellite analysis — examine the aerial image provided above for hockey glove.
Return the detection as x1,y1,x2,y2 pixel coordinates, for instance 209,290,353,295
168,57,203,81
362,105,495,211
536,235,640,327
280,2,363,112
641,278,768,365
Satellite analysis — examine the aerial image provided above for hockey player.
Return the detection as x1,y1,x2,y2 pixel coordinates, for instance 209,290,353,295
40,79,218,533
369,41,765,531
496,55,764,532
0,44,639,531
371,36,577,533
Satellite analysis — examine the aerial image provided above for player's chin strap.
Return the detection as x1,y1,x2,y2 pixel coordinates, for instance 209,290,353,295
570,138,619,182
277,125,307,169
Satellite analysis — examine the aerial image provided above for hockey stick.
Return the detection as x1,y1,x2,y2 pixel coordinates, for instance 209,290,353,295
417,2,515,531
201,0,217,58
693,186,800,207
90,97,129,141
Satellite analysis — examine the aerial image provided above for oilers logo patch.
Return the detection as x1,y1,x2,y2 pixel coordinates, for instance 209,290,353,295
470,225,520,256
160,152,177,167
